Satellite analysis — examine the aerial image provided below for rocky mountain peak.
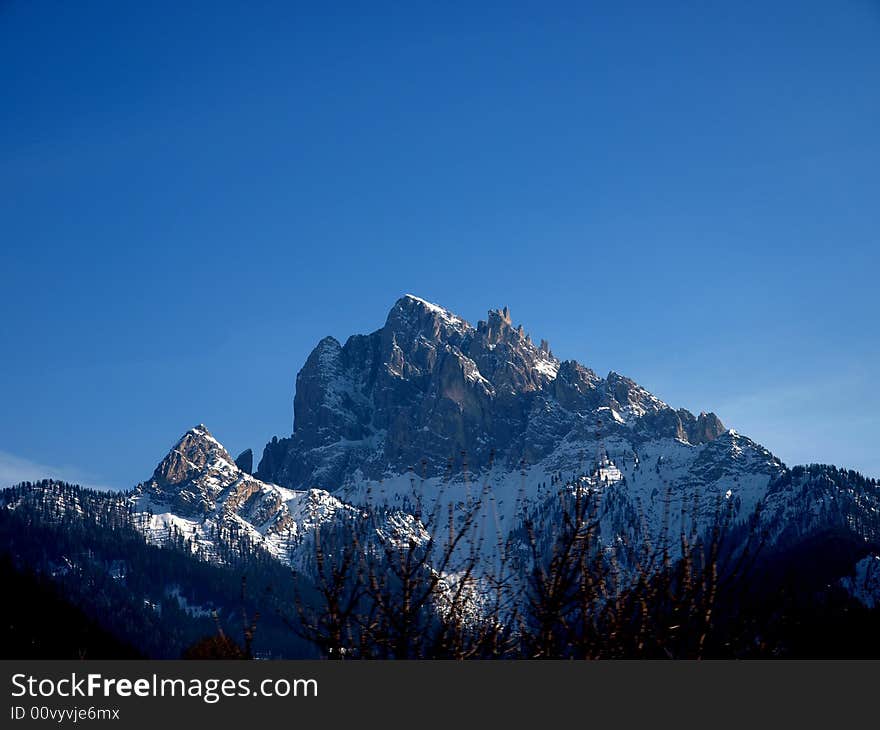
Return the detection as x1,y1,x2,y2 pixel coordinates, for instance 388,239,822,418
258,296,736,490
388,295,471,338
152,424,234,486
692,411,727,444
135,423,263,520
478,306,518,346
235,449,254,474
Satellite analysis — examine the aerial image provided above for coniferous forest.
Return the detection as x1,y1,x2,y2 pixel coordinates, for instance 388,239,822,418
2,476,878,659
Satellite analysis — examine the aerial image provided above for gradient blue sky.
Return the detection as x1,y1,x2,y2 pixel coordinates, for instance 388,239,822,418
2,1,878,489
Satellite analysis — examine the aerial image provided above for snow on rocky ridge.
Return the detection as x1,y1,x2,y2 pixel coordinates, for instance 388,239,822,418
130,425,427,568
7,296,878,611
252,295,788,563
249,295,880,585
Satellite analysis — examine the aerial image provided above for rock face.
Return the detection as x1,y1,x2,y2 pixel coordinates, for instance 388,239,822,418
143,424,241,516
235,449,253,474
129,425,433,571
257,294,730,491
132,425,356,565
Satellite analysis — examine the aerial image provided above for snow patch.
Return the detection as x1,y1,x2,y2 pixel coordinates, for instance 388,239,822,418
534,357,559,380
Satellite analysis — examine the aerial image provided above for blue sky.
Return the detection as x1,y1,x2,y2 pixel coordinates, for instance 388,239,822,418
1,1,878,489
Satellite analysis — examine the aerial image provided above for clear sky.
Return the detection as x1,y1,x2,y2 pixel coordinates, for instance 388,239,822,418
1,1,878,489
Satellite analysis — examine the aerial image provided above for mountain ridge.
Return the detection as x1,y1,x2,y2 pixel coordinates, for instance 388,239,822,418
257,294,729,491
2,294,879,657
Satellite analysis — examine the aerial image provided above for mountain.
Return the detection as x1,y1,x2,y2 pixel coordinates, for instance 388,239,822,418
255,295,788,554
132,424,357,565
0,480,318,658
246,294,880,608
258,294,731,491
3,295,879,657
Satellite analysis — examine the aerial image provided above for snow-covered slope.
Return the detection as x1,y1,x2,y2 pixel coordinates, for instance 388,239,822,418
16,294,868,596
131,425,377,567
842,554,880,608
253,295,797,563
8,297,877,621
